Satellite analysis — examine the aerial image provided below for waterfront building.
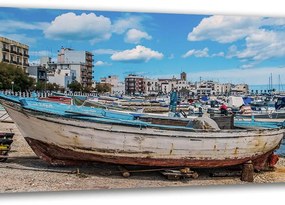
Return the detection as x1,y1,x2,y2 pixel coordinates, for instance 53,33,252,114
57,47,93,87
100,75,119,87
112,82,125,95
47,64,76,89
157,78,175,94
125,74,145,95
0,36,29,71
231,84,249,95
144,78,160,95
195,80,215,96
223,83,232,95
27,65,47,83
100,75,124,94
157,72,189,94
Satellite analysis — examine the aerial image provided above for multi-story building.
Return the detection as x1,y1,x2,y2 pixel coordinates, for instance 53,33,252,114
0,36,29,71
213,83,223,95
27,65,47,83
231,84,248,95
57,47,93,87
47,64,76,89
143,78,160,95
100,75,119,87
157,72,189,94
100,75,125,94
125,74,145,95
195,80,215,96
112,82,125,95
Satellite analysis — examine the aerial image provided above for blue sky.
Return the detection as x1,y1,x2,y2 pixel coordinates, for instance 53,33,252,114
1,7,285,85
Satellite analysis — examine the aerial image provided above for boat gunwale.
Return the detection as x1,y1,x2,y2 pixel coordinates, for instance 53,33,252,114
1,95,284,135
2,100,284,141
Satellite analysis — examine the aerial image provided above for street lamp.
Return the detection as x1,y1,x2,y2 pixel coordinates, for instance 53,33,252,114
11,81,14,94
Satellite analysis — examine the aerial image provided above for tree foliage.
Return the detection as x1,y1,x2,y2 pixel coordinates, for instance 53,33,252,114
35,81,60,92
67,80,82,92
0,63,35,91
95,83,111,94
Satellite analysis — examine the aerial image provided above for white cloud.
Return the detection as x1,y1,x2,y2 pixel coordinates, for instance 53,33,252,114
124,29,152,44
94,61,111,66
93,49,118,55
1,33,36,45
44,12,112,43
112,16,143,34
212,52,225,57
188,66,285,85
111,45,163,63
182,48,209,58
237,30,285,61
226,45,238,59
240,62,257,69
0,20,48,32
29,59,40,65
30,50,53,57
187,15,285,66
188,15,261,43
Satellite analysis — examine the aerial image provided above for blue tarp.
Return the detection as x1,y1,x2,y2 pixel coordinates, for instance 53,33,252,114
275,97,285,110
242,97,253,105
201,96,209,101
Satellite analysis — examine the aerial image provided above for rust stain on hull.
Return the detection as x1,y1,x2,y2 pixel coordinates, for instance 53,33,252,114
25,137,277,170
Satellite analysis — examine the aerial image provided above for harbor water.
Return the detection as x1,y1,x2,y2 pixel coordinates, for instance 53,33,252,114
249,84,285,93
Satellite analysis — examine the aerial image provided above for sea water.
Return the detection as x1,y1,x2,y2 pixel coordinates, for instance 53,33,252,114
249,84,285,93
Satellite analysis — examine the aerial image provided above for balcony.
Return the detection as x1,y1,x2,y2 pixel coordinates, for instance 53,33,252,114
2,58,9,63
10,49,17,54
23,62,29,66
24,53,29,57
2,47,9,52
38,75,47,80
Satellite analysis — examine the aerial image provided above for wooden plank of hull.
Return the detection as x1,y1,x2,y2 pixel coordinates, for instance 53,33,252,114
25,136,277,169
1,100,284,168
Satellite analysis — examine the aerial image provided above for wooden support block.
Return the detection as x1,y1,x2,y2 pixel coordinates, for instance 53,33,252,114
241,160,254,182
118,166,131,178
161,169,199,180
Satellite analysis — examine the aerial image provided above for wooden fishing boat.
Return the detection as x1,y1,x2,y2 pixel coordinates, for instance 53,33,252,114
0,94,284,171
236,110,285,119
39,96,73,105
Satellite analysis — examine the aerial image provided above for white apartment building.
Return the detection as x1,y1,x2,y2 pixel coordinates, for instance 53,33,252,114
100,75,119,87
195,81,215,96
47,64,76,89
57,48,93,87
112,82,125,95
157,73,189,94
231,84,249,95
144,78,160,95
100,75,125,94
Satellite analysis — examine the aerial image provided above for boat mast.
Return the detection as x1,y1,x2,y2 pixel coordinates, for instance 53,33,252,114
279,74,281,94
